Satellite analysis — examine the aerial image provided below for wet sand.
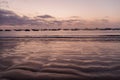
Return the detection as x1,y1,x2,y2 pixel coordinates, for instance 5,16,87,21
0,37,120,80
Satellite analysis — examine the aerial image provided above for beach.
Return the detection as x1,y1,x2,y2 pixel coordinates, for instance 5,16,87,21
0,34,120,80
0,0,120,79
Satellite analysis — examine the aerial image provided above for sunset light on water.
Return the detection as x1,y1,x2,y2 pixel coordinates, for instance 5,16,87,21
0,0,120,80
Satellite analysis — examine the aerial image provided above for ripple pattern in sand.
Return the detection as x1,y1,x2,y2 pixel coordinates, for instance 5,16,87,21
0,38,120,80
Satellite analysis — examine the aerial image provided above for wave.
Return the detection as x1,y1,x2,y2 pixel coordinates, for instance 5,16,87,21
0,61,120,80
0,35,120,41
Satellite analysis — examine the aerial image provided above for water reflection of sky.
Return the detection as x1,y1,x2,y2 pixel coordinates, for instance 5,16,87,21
0,38,120,64
0,38,120,78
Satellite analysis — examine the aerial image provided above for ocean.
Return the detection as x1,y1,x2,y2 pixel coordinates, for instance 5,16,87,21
0,30,120,80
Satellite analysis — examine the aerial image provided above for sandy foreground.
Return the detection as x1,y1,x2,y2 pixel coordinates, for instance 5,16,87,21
0,37,120,80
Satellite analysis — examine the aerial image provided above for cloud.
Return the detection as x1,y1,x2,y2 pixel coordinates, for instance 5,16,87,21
0,9,30,25
0,9,43,26
36,15,55,19
0,9,120,28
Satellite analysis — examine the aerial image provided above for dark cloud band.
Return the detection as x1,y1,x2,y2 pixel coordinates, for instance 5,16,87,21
0,9,120,28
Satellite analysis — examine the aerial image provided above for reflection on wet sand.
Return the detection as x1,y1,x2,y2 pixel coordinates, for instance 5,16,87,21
0,38,120,80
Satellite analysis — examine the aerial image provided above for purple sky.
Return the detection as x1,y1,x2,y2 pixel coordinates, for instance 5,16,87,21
0,0,120,28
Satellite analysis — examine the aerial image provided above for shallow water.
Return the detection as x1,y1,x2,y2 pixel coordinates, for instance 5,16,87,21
0,36,120,80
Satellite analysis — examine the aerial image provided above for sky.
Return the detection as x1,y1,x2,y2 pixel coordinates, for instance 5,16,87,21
0,0,120,28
